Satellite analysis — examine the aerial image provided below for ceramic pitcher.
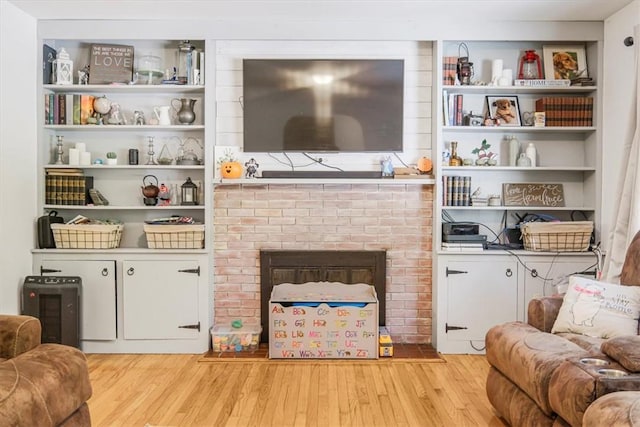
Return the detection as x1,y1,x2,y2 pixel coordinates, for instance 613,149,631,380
153,106,172,126
172,98,197,125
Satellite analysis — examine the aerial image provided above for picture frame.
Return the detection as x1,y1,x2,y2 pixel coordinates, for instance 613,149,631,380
486,96,521,126
542,45,589,80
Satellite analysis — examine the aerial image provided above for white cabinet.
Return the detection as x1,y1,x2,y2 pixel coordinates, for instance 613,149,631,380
436,253,596,354
123,260,200,340
444,259,518,345
32,252,209,353
39,259,117,341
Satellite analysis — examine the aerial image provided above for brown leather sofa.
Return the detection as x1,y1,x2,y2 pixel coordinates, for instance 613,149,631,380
486,230,640,427
0,315,92,426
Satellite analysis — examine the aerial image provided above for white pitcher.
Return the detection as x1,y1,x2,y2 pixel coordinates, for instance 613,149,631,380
153,106,172,126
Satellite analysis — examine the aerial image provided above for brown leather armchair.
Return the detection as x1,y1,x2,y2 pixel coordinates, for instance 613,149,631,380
486,230,640,427
0,315,92,426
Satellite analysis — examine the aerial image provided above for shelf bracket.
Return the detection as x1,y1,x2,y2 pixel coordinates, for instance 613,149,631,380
445,323,468,333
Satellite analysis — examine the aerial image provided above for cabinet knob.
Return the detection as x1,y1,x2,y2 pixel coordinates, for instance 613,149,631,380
127,267,135,276
506,268,513,277
102,268,109,276
531,269,538,278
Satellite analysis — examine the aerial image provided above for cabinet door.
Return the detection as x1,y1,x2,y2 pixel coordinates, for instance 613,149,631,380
522,258,596,320
122,260,200,340
445,260,518,342
40,260,117,340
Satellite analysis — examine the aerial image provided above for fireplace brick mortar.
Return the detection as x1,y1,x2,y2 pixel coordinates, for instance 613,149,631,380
213,183,433,344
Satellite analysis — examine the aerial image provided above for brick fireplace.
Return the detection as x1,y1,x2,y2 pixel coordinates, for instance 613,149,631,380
213,183,433,343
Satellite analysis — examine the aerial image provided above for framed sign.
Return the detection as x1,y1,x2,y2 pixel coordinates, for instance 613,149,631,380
502,183,565,207
89,44,134,84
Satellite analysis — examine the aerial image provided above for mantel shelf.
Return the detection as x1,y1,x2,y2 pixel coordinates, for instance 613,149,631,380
215,177,436,185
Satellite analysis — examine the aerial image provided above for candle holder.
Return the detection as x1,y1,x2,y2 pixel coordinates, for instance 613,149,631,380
146,136,158,165
54,135,65,165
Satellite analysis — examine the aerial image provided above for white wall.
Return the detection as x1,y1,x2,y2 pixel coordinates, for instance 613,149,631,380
0,2,38,313
602,0,640,251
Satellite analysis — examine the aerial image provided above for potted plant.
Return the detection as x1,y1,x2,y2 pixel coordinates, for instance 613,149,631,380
217,149,242,179
106,152,117,165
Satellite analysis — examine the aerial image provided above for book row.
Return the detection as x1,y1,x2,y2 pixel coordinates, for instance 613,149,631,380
45,172,93,205
535,97,594,127
442,175,472,207
44,94,95,125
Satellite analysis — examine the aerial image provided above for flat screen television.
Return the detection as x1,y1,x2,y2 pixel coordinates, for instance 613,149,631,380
242,59,404,152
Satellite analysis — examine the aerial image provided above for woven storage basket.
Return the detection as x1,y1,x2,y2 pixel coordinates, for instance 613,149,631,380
51,223,123,249
144,224,205,249
521,221,593,252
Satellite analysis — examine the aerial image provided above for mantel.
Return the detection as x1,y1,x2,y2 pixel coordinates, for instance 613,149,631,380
214,177,436,185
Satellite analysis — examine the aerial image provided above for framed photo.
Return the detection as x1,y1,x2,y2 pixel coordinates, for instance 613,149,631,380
486,96,521,126
543,45,589,80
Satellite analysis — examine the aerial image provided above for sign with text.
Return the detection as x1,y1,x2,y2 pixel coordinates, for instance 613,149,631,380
502,183,565,207
88,44,134,84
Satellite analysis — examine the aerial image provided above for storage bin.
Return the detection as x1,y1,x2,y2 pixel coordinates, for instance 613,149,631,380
210,324,261,352
143,224,204,249
521,221,593,252
50,223,123,249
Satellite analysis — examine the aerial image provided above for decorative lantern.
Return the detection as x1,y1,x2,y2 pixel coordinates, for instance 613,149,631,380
456,57,474,85
181,177,198,206
518,50,542,80
177,40,195,85
53,48,73,85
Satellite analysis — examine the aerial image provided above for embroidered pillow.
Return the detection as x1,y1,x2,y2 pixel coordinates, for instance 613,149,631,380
551,276,640,339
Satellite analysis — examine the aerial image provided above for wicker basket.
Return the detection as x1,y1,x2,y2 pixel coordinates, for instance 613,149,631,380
521,221,593,252
144,224,205,249
51,223,123,249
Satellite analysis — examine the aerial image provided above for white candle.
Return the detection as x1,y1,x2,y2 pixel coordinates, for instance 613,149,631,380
68,148,80,165
80,151,91,165
75,142,86,152
491,59,503,80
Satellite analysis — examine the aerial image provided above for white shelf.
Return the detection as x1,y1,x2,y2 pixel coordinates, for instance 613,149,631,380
442,85,596,94
32,248,208,254
441,166,596,172
442,206,595,211
442,126,596,133
438,249,595,256
43,84,205,94
44,164,204,170
44,125,205,131
215,177,437,185
44,205,204,210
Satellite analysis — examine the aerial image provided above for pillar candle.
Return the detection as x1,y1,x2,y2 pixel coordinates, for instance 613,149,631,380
68,148,80,165
80,151,91,165
75,142,86,152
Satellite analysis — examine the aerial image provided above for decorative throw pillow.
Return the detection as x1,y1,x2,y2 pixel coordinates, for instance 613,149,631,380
551,276,640,339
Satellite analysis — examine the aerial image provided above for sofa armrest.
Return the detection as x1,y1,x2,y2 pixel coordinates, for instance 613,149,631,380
0,315,41,359
527,295,564,332
601,336,640,372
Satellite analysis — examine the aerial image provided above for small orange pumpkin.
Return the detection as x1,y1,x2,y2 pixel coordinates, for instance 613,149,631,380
417,157,432,174
220,161,243,179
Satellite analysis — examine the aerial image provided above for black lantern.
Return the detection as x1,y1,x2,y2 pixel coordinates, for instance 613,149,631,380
181,177,198,206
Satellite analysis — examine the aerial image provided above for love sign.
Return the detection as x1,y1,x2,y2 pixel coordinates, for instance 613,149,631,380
89,44,134,84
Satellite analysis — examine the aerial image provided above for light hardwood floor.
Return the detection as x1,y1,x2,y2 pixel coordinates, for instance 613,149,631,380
86,354,506,427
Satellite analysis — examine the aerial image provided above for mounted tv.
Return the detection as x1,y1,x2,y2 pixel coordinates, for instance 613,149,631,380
243,59,404,153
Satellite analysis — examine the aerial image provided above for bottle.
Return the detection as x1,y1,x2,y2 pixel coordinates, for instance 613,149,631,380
508,135,520,166
517,152,532,167
449,141,462,166
525,142,537,167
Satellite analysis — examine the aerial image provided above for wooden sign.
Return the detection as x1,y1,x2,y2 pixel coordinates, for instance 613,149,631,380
89,44,134,84
502,183,565,207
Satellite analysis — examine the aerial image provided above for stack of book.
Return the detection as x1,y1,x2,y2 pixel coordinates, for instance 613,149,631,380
45,169,93,206
44,94,96,125
442,56,458,86
535,97,594,126
443,91,464,126
442,176,472,206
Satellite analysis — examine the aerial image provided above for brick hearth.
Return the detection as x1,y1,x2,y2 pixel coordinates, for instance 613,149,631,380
213,183,433,344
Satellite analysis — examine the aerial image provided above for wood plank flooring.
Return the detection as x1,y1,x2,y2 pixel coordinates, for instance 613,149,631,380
86,354,507,426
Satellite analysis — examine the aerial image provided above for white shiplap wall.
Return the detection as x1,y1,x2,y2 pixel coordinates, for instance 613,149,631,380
214,40,432,174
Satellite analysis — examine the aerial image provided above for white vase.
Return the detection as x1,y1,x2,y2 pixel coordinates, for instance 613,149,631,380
525,142,537,167
509,136,520,166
